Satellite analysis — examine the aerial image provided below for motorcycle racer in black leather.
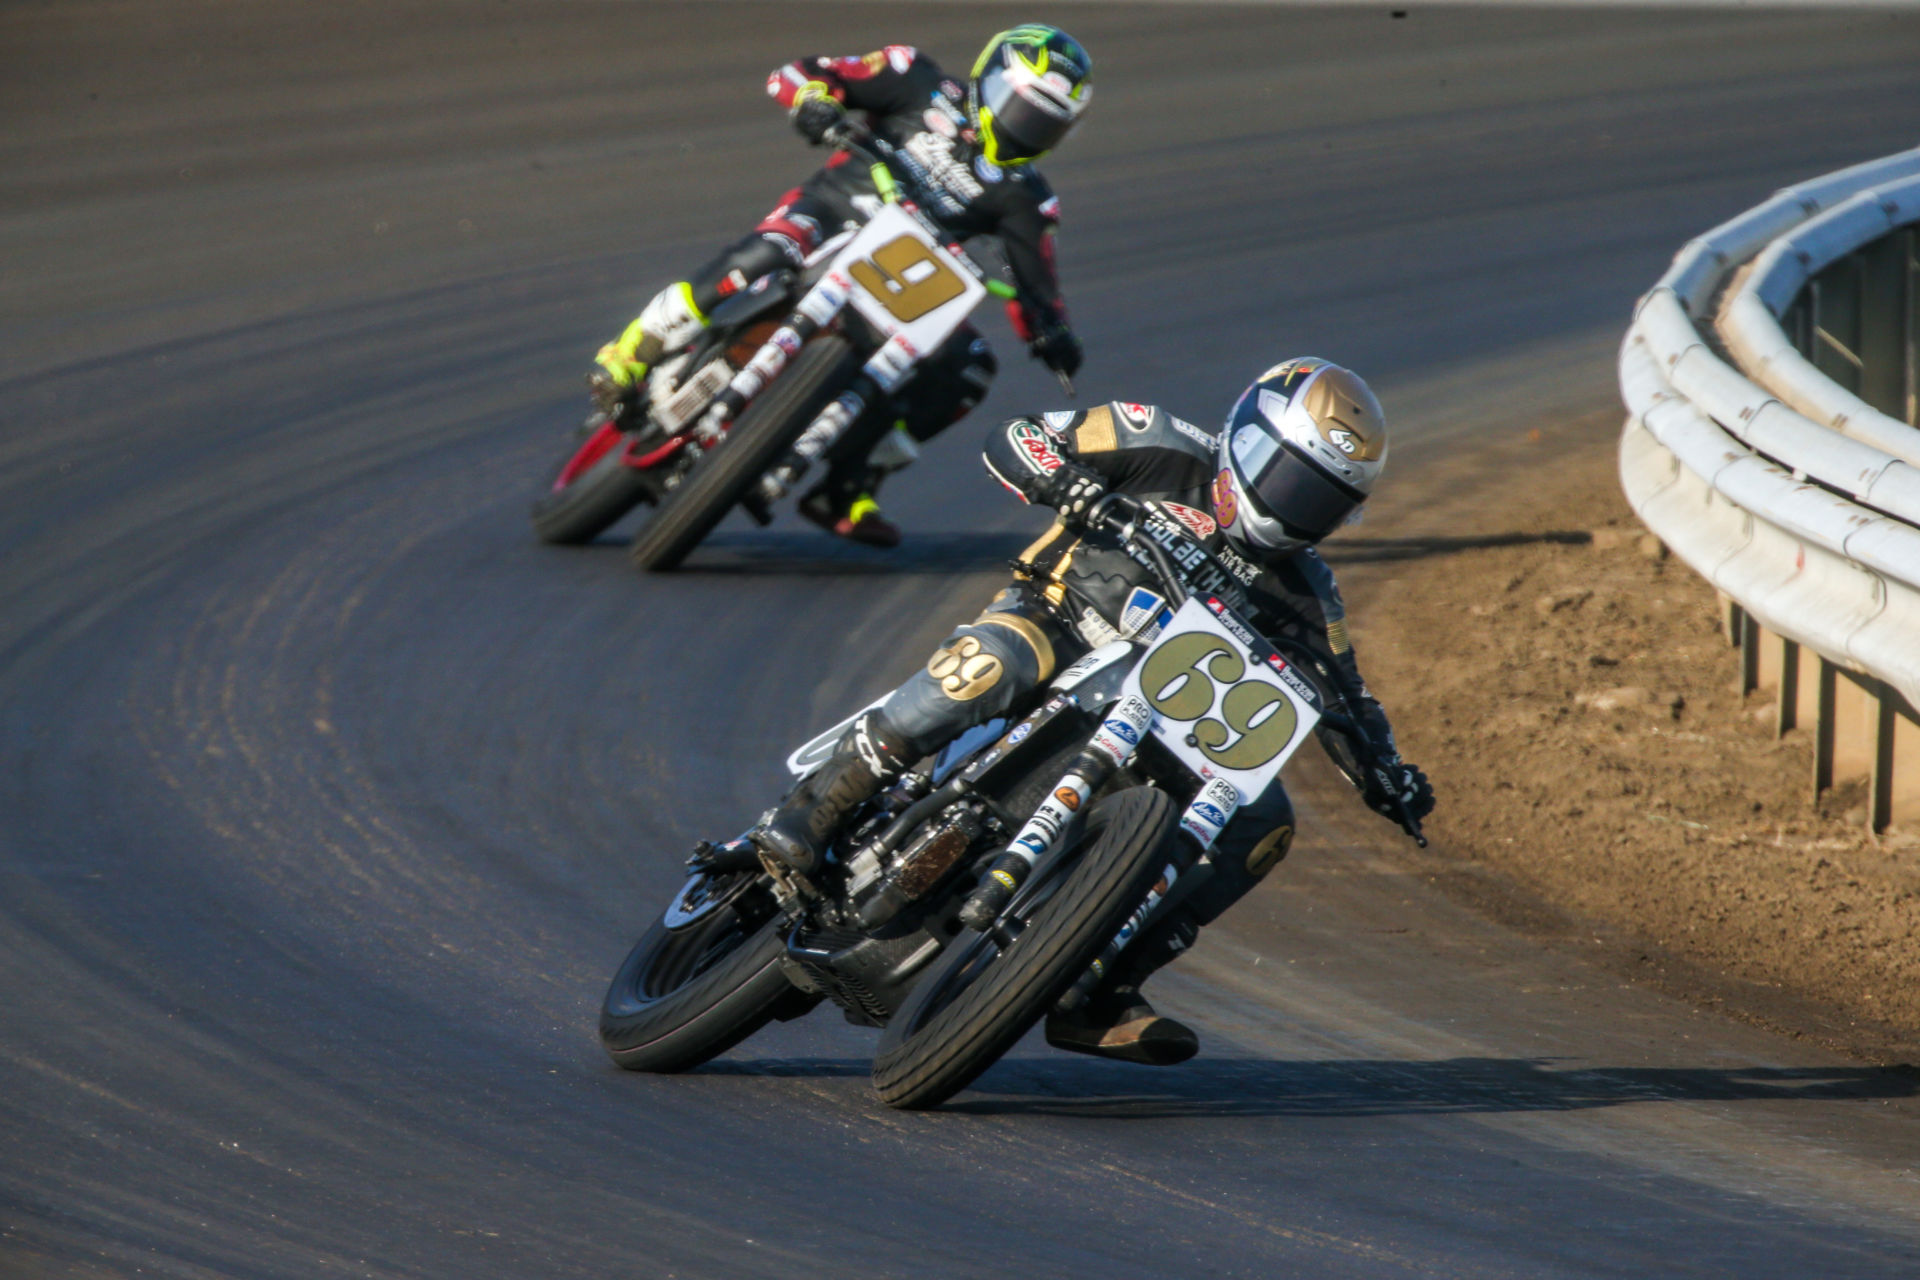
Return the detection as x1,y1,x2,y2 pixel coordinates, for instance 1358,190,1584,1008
753,359,1436,1066
594,26,1091,547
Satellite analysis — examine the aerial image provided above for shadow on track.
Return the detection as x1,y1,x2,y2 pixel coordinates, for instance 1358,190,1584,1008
575,530,1035,576
696,1055,1917,1119
565,529,1591,576
1324,531,1593,565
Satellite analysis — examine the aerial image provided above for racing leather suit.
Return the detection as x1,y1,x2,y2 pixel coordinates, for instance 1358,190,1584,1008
870,401,1407,982
625,45,1076,514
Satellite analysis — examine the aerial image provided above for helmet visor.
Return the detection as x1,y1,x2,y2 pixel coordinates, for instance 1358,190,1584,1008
1245,441,1365,542
978,64,1075,161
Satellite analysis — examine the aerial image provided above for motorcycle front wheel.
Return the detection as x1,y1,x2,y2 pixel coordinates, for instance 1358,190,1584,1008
599,870,808,1072
870,787,1177,1110
530,418,653,545
628,333,859,572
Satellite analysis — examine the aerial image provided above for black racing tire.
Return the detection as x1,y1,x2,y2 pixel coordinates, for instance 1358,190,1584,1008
530,425,653,545
628,334,858,572
871,787,1177,1110
599,873,802,1073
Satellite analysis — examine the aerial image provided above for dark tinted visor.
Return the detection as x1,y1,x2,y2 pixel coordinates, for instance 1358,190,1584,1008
1249,443,1364,540
979,66,1073,159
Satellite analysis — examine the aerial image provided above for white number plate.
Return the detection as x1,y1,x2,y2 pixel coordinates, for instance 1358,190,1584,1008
829,204,985,352
1120,598,1321,805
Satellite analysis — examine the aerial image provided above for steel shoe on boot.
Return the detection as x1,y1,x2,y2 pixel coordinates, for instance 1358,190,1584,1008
799,489,902,549
1045,985,1199,1066
751,713,912,874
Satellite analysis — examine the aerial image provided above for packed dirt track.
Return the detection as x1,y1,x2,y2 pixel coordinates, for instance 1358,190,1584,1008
5,4,1920,1277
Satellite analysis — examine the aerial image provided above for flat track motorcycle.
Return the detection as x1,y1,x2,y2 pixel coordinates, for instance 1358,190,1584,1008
531,127,1041,570
598,494,1426,1109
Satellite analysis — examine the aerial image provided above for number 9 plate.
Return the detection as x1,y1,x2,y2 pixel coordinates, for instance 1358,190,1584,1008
833,204,985,348
1120,597,1321,805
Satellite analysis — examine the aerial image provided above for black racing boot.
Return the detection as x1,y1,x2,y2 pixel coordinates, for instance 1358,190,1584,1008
1044,983,1199,1066
752,713,913,875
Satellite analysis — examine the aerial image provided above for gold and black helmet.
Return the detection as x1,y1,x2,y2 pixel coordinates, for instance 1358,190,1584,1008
1213,359,1389,554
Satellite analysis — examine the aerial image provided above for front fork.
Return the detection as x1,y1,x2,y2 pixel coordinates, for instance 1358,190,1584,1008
952,690,1248,977
676,260,931,514
1054,772,1241,1012
751,325,924,508
956,695,1157,931
686,267,855,449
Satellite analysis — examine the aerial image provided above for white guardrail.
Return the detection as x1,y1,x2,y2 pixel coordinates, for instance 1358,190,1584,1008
1619,147,1920,832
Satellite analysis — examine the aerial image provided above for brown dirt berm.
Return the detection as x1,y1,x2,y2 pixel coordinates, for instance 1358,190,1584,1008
1324,410,1920,1063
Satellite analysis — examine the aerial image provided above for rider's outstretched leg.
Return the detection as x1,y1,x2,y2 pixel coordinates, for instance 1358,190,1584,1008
1045,785,1297,1065
797,400,903,547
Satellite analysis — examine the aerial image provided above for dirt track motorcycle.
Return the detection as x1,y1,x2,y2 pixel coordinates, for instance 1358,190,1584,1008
531,126,1045,570
598,493,1427,1109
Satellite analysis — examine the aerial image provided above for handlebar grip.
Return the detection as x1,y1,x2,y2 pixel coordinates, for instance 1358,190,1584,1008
1086,491,1142,533
1394,794,1429,848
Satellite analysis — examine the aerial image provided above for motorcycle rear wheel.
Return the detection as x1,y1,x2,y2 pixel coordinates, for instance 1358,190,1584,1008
628,334,858,572
530,420,653,545
599,872,804,1072
870,787,1177,1110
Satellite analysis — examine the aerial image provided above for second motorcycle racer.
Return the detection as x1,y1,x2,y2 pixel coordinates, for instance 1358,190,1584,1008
592,26,1092,547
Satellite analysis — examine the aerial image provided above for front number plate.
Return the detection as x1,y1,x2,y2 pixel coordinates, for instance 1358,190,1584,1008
1120,598,1320,805
832,204,985,353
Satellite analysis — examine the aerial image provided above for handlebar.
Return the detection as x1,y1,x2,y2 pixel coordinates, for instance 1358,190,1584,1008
1084,493,1185,605
824,124,938,225
821,119,873,153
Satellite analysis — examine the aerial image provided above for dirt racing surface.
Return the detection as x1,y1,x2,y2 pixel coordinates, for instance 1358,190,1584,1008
1333,412,1920,1065
10,3,1920,1276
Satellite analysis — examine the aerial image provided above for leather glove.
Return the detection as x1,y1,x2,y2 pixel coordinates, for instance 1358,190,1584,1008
1046,462,1106,528
1028,324,1083,379
587,368,638,422
1364,760,1435,823
790,83,847,146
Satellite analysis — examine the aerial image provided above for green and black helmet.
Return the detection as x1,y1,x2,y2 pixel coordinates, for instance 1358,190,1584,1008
968,25,1092,166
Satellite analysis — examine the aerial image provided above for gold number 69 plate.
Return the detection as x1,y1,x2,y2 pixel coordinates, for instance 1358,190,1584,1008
1121,598,1320,805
